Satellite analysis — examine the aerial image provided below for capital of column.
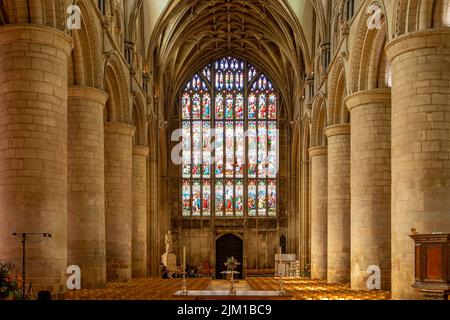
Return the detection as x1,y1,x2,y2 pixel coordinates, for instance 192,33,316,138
0,24,73,56
324,124,350,138
345,89,391,112
104,122,136,137
68,86,109,105
386,29,450,63
309,146,328,158
133,145,150,158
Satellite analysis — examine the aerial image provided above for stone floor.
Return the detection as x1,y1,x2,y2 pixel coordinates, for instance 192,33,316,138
63,277,391,300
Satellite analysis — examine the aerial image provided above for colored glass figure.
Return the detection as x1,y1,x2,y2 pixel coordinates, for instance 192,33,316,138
225,180,234,216
202,180,211,215
202,93,211,119
258,93,267,119
192,122,202,178
248,180,257,216
182,180,191,216
258,122,268,177
235,121,244,178
268,94,277,119
192,181,201,216
248,122,258,178
225,94,234,119
235,180,244,216
215,122,224,177
182,122,191,178
182,93,191,119
215,94,224,119
203,123,211,178
248,94,257,119
215,180,224,216
192,94,201,119
268,180,277,216
225,122,234,178
258,180,267,216
235,94,244,119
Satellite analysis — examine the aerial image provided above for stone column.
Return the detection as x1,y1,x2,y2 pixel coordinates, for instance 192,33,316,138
132,145,149,278
104,123,135,282
309,146,328,280
67,86,108,289
325,124,351,284
346,89,391,291
0,25,72,294
386,29,450,299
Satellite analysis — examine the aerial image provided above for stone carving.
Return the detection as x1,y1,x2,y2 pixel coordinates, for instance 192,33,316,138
165,230,173,254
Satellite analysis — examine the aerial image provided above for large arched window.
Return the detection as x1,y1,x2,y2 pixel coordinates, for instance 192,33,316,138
181,57,278,218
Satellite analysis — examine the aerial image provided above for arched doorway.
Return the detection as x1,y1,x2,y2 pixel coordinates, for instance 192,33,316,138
215,234,243,279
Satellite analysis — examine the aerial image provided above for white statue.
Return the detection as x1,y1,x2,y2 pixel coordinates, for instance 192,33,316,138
165,230,173,254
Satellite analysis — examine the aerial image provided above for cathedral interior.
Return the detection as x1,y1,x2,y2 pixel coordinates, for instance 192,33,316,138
0,0,450,301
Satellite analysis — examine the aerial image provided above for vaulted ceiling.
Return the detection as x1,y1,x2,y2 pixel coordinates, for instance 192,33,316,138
146,0,313,120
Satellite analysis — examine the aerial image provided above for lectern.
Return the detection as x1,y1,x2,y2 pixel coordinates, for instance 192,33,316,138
410,232,450,300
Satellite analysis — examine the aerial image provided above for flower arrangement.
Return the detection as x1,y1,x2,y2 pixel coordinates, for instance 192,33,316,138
0,262,21,300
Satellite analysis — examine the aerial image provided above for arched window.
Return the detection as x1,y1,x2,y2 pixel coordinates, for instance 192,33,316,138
181,57,278,218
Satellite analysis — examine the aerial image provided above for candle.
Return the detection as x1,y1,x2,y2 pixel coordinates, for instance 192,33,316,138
182,246,186,273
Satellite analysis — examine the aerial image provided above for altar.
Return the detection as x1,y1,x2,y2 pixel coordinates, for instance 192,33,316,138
275,254,299,277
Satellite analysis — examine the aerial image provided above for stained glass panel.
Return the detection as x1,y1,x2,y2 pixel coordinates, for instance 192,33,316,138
202,180,211,216
192,93,201,119
235,180,244,216
225,121,234,178
248,94,257,119
192,180,201,216
182,180,191,216
225,180,234,216
235,93,244,119
215,122,224,178
202,93,211,119
258,122,267,177
248,122,257,178
268,94,277,119
225,94,234,119
215,180,224,216
215,94,224,119
182,93,191,119
235,121,244,178
258,93,267,119
248,180,257,216
258,180,267,216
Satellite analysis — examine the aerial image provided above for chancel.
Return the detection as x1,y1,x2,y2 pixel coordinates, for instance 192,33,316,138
0,0,450,301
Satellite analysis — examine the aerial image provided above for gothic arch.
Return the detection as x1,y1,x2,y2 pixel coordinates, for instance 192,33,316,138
69,0,103,88
132,90,148,146
350,1,389,93
104,53,130,123
311,94,327,148
328,58,348,125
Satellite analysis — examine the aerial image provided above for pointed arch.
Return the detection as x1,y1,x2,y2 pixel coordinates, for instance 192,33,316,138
104,53,130,123
350,1,389,93
132,90,148,146
311,94,327,148
328,58,348,125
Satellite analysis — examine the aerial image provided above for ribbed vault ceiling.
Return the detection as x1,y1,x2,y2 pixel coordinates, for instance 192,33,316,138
148,0,310,120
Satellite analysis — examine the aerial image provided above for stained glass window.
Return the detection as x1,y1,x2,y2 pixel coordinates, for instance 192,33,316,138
181,57,278,217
